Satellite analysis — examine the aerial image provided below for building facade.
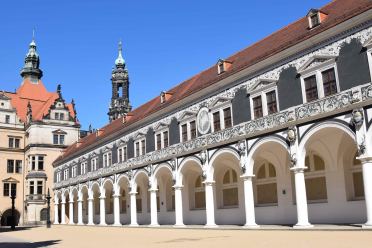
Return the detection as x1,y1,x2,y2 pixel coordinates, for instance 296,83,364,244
0,38,80,225
53,0,372,228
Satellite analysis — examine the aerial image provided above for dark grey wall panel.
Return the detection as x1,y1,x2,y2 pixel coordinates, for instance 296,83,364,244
146,127,155,153
112,144,118,164
87,158,91,172
232,87,251,125
169,117,180,145
337,39,371,91
277,66,303,110
127,138,134,159
98,152,103,169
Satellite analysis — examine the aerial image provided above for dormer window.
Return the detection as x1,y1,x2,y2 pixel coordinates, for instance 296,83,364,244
307,9,327,29
218,61,225,74
160,91,173,104
217,59,232,75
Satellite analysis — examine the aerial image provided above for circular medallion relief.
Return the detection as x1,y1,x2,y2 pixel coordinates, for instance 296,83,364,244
197,107,211,135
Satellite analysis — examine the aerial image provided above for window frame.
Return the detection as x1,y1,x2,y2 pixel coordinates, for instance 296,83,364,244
117,145,128,163
210,102,233,133
300,62,340,103
179,118,197,143
249,84,279,120
134,137,146,157
154,128,170,150
103,151,112,168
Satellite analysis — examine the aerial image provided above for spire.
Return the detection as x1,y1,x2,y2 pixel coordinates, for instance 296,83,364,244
57,84,62,99
115,40,125,67
20,30,43,80
27,101,33,122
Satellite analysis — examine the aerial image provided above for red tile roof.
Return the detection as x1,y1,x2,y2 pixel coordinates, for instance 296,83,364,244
5,79,76,123
54,0,372,164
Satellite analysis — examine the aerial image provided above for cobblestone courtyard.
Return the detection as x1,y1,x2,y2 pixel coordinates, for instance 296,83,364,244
1,225,372,248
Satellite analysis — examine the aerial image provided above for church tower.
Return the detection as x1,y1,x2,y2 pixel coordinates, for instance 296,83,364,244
108,41,132,122
20,35,43,82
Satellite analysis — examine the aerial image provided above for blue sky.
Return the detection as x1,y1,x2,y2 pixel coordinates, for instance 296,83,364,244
1,0,330,129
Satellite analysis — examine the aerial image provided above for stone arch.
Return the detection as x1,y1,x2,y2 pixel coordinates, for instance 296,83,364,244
209,147,244,225
117,174,130,224
298,120,360,224
1,208,20,226
208,147,241,180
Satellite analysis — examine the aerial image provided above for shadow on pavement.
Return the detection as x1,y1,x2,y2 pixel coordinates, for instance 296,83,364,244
0,240,61,248
0,227,37,233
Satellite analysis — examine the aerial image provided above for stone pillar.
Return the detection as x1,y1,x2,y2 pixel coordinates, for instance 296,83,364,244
61,201,66,224
69,200,74,224
129,192,138,226
113,194,121,226
204,181,217,227
149,189,159,227
361,157,372,228
87,198,94,225
174,185,184,227
77,199,83,225
54,203,59,224
292,167,312,228
242,175,259,228
99,196,106,225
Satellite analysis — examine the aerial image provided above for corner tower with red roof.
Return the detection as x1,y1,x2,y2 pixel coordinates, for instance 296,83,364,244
0,37,81,226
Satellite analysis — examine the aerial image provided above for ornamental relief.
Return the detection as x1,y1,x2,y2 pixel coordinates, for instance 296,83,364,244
55,26,372,182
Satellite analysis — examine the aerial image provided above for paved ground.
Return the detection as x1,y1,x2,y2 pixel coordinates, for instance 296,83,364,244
1,225,372,248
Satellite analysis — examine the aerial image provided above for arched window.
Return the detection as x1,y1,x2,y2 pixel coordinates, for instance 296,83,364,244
136,187,142,213
255,161,278,205
222,169,239,207
351,152,364,199
304,152,328,202
40,208,48,221
194,176,205,209
121,189,127,213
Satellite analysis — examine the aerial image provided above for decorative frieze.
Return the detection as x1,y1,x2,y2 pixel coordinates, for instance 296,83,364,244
54,26,372,189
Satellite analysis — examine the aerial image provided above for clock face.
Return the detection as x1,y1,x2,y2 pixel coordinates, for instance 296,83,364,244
197,107,211,135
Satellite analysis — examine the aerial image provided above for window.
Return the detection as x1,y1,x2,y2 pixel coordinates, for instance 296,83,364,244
38,156,44,170
255,161,278,205
194,176,205,209
103,152,112,167
7,160,14,173
3,183,16,197
302,67,339,103
180,120,197,142
155,130,169,150
53,134,65,145
211,106,232,132
304,153,328,202
91,157,97,171
250,87,278,119
181,124,187,142
135,138,146,157
304,75,318,102
81,162,87,175
57,172,61,182
266,91,278,115
5,115,10,124
8,137,20,148
29,181,34,194
72,165,77,177
322,68,337,97
54,112,65,120
54,113,59,120
223,107,232,128
15,160,22,173
310,14,319,27
64,169,69,180
253,96,263,119
117,146,127,163
222,169,239,207
37,181,43,194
